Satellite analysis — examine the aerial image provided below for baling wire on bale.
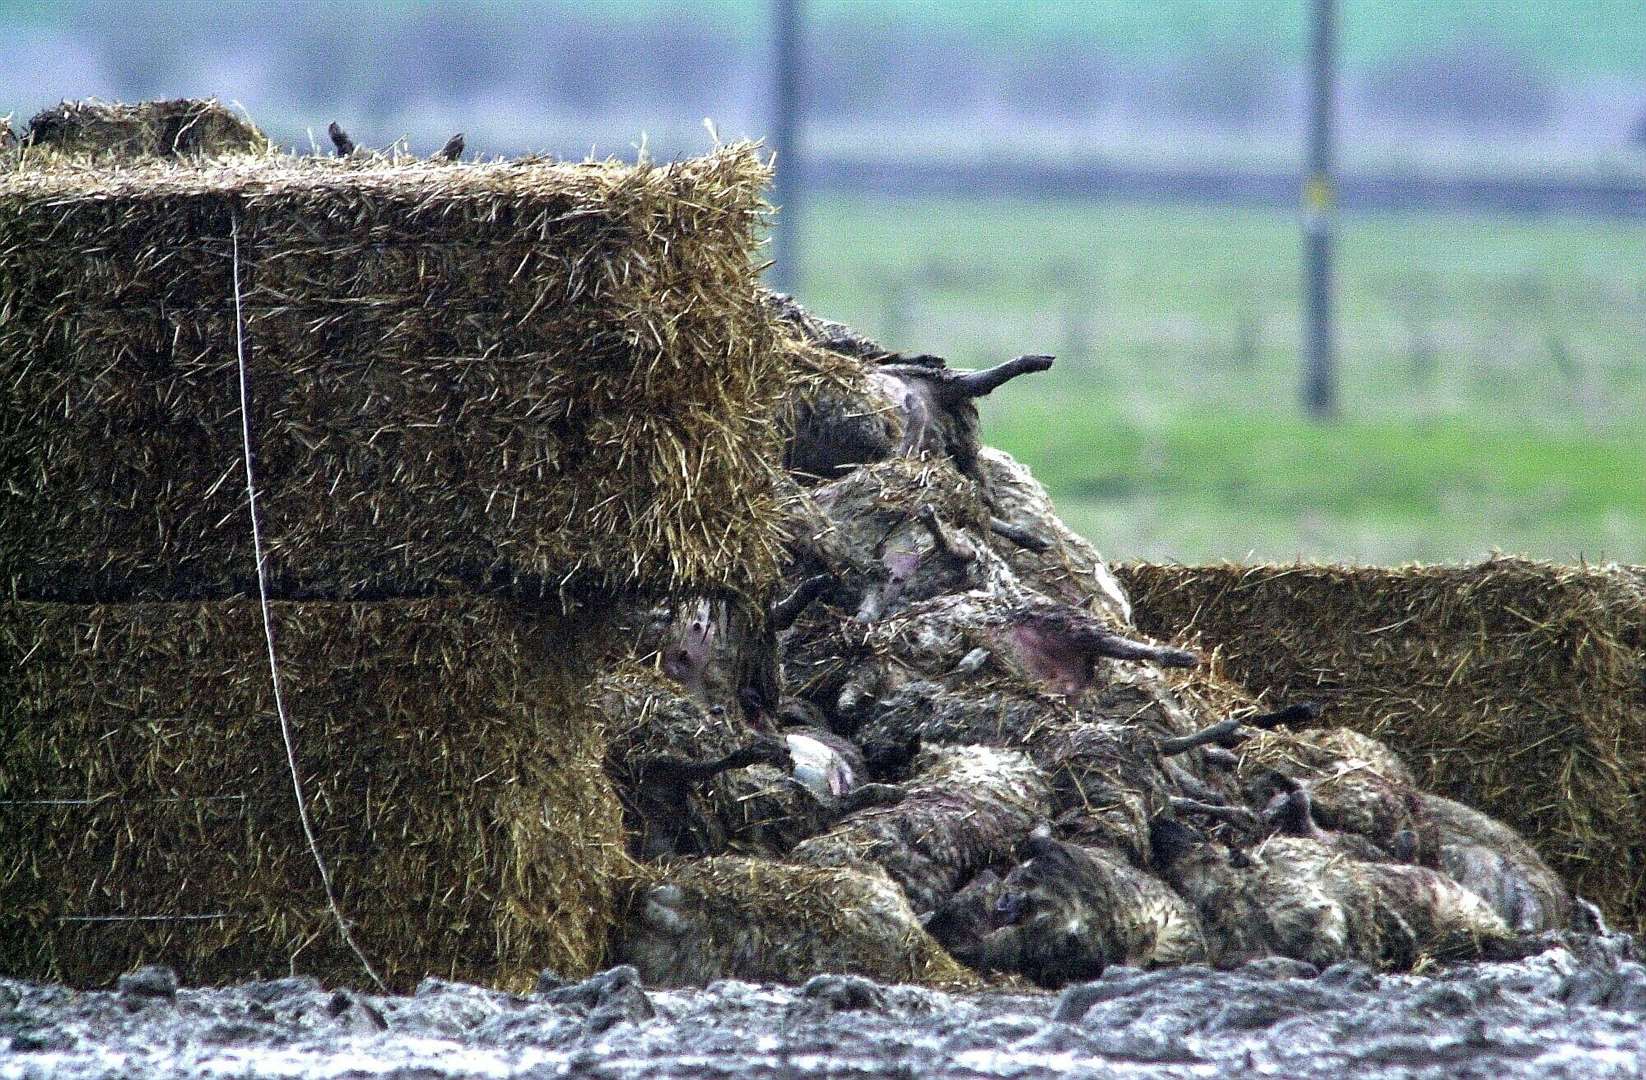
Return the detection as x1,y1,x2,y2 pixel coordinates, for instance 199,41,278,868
230,207,385,990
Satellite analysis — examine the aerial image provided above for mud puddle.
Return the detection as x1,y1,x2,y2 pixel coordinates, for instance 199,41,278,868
3,935,1644,1079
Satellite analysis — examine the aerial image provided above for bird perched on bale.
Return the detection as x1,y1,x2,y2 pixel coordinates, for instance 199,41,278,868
435,133,464,162
327,121,355,157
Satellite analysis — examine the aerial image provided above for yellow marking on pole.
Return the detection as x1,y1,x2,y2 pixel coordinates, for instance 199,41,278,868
1304,174,1334,213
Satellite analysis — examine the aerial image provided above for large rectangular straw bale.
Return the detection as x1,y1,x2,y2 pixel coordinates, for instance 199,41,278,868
1117,557,1646,936
0,597,629,991
0,144,783,602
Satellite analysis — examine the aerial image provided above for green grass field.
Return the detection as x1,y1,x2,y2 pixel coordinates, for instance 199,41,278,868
796,196,1646,565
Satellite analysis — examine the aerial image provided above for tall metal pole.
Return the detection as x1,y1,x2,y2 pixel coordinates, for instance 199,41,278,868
1302,0,1338,419
769,0,802,295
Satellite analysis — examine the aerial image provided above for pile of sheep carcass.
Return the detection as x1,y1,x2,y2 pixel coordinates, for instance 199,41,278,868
594,297,1575,989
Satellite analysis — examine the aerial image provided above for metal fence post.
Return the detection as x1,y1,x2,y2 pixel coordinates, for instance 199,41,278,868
1302,0,1338,419
769,0,802,296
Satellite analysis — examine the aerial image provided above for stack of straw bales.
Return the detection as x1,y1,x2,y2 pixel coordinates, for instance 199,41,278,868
0,102,790,989
1118,558,1646,937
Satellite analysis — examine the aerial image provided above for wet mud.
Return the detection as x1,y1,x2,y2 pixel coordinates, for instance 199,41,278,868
4,933,1643,1079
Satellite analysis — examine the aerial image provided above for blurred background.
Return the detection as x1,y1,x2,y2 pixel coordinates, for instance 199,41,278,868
3,0,1643,565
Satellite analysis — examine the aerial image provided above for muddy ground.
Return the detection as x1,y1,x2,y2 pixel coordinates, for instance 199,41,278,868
3,932,1643,1080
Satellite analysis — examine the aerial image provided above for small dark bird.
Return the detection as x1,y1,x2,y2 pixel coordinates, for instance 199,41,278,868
436,132,464,162
327,121,355,157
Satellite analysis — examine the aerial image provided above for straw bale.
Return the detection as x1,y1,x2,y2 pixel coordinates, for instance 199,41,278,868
1117,557,1646,935
614,856,979,988
0,141,786,603
21,98,270,159
0,597,629,991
